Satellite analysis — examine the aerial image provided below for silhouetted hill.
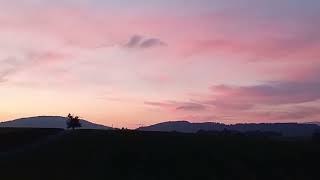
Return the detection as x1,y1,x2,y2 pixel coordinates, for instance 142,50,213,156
0,116,111,129
137,121,225,132
138,121,320,137
305,121,320,126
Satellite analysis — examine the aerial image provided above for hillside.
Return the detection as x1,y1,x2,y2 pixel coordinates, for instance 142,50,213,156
0,116,111,129
306,121,320,126
138,121,320,137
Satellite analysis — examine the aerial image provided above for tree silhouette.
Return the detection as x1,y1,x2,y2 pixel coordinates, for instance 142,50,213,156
67,113,82,130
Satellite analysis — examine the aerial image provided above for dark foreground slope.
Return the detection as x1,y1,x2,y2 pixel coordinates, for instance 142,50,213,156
1,128,320,180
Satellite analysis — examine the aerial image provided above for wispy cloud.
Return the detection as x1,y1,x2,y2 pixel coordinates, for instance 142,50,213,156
0,57,23,83
124,35,167,49
145,66,320,123
145,101,206,112
208,81,320,108
183,33,320,61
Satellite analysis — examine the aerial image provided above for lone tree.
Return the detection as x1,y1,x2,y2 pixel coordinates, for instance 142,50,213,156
67,113,82,130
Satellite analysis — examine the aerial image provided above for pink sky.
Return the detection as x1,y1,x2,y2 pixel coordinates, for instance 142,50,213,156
1,0,320,128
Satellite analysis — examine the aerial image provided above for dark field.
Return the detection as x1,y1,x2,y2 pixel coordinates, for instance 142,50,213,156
1,128,320,180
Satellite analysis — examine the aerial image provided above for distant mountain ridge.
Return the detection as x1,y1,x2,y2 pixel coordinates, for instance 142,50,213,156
0,116,111,130
305,121,320,126
138,121,320,137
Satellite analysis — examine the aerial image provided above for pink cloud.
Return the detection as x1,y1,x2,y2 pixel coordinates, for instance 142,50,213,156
0,5,124,48
243,106,320,122
183,35,320,61
145,69,320,123
179,106,320,124
28,51,71,64
145,101,207,112
2,3,319,62
209,81,320,107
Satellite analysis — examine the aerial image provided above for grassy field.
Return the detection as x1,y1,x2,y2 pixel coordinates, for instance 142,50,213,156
1,128,320,180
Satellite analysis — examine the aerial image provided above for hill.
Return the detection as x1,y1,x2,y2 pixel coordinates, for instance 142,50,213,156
0,116,111,129
138,121,320,137
305,121,320,126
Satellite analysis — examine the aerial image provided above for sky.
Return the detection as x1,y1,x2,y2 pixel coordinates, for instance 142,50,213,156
0,0,320,128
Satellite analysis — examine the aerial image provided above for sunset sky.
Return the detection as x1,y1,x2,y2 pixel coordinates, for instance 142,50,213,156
1,0,320,128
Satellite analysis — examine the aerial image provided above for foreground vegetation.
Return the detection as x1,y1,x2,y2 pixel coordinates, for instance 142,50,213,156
1,128,320,180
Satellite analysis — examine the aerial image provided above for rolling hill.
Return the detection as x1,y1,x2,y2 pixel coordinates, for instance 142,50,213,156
138,121,320,137
0,116,111,129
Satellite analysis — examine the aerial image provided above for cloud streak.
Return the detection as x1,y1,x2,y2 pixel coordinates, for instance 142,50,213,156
184,33,320,61
124,35,166,49
209,81,320,108
146,66,320,123
145,101,206,112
